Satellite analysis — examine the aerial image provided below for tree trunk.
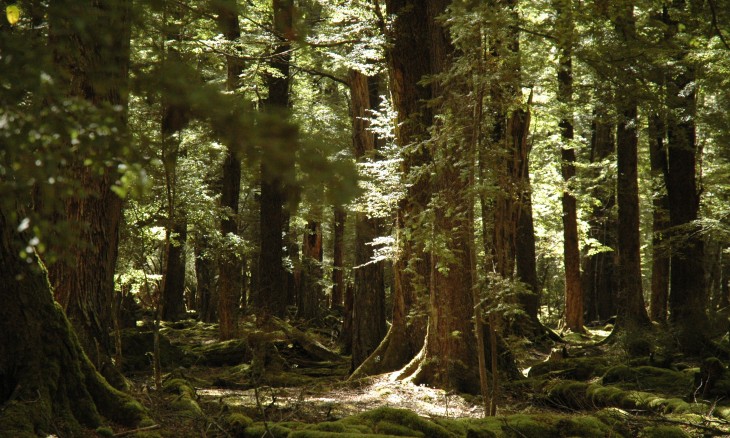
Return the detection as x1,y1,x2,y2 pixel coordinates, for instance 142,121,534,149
299,220,323,320
45,0,132,388
195,233,218,322
649,114,670,323
349,70,387,371
256,0,296,318
0,210,148,436
350,0,430,378
161,215,188,321
215,0,245,340
661,4,707,353
582,106,617,323
614,3,650,330
400,0,481,393
331,207,346,309
555,0,584,333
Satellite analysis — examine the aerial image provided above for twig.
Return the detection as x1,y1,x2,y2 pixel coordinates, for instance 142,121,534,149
113,424,161,437
708,0,730,50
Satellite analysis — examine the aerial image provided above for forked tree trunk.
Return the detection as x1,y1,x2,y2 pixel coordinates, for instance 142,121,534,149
555,0,584,333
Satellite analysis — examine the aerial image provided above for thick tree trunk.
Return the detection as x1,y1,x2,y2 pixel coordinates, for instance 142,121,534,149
555,0,584,333
256,0,296,318
0,211,148,436
331,207,346,309
299,220,323,320
45,0,132,388
666,65,707,352
582,108,617,323
351,0,431,378
401,0,481,393
349,70,387,371
614,2,651,331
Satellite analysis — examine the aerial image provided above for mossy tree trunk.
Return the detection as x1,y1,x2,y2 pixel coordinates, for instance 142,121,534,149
45,0,132,388
0,210,147,436
349,70,387,371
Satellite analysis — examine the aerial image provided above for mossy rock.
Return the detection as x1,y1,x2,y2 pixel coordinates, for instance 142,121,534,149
543,380,591,409
602,365,692,395
555,415,615,437
528,357,610,380
638,425,690,438
119,329,191,371
374,419,425,436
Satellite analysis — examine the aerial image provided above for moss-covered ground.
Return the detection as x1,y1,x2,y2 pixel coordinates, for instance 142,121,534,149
96,319,730,437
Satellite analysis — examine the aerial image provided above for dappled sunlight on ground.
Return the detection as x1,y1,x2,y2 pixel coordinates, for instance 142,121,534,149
198,372,485,421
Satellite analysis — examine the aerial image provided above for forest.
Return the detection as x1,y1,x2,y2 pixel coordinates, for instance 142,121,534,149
1,0,730,436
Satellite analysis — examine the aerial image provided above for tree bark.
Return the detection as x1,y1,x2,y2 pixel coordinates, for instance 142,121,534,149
555,0,584,333
331,207,346,309
215,0,245,340
46,0,132,388
0,210,147,435
648,114,670,323
614,3,650,330
256,0,296,318
195,233,218,322
662,3,707,353
582,106,617,323
161,215,188,321
400,0,481,393
299,220,323,320
350,0,430,378
349,70,387,371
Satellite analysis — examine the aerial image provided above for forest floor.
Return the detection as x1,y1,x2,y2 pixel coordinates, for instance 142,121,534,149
112,317,730,438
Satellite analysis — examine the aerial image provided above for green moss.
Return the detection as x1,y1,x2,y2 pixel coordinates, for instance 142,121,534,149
354,407,455,438
544,380,591,409
96,426,114,436
500,414,559,438
638,425,690,438
224,412,253,435
594,408,631,437
243,424,292,438
556,415,615,437
602,365,692,395
374,420,425,436
528,357,610,380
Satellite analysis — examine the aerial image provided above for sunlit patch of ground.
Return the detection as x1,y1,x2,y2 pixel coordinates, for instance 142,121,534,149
198,372,485,422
